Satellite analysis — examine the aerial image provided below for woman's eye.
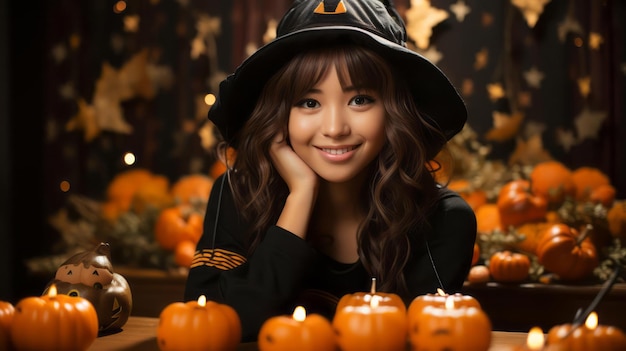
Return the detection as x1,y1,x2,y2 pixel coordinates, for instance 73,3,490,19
295,99,319,109
350,95,374,106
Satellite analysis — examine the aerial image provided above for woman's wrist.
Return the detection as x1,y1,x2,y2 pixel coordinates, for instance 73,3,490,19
276,188,317,239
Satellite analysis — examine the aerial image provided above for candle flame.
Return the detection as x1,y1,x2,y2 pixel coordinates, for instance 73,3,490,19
585,312,598,330
370,277,377,294
436,288,446,296
293,306,306,322
198,295,207,307
526,327,544,350
48,284,57,297
445,296,454,310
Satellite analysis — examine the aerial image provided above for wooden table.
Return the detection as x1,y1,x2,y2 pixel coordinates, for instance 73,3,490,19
463,281,626,332
90,316,530,350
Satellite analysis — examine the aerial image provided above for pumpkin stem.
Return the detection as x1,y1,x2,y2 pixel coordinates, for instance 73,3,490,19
370,277,376,294
576,224,593,246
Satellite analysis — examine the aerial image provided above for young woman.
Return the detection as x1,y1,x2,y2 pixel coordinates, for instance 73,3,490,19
185,0,476,341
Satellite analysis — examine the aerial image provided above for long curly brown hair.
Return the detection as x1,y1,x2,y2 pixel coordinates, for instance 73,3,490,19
226,44,447,295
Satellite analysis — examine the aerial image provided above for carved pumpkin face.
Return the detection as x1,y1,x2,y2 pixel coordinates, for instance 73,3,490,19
44,242,132,333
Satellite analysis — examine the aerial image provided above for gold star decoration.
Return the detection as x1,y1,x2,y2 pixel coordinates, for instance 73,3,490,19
577,76,591,98
589,32,604,50
574,107,607,141
557,15,583,42
196,15,221,37
418,45,443,65
405,0,449,49
190,37,206,59
511,0,552,28
474,47,489,70
51,43,67,64
556,127,577,152
450,0,471,22
462,79,474,97
117,49,155,100
58,82,76,100
486,82,505,101
66,98,100,142
485,111,524,142
198,120,217,152
263,19,278,44
523,66,544,88
124,15,140,33
508,134,552,166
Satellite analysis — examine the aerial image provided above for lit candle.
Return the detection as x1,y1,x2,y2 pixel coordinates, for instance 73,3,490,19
156,295,241,351
408,288,481,316
258,306,336,351
409,296,492,351
333,279,408,351
9,284,99,351
546,312,626,351
514,327,548,351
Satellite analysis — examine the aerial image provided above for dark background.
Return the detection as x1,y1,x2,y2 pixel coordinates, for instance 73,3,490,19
2,0,625,302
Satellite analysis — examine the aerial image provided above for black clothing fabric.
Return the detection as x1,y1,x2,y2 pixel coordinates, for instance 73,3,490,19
184,173,477,342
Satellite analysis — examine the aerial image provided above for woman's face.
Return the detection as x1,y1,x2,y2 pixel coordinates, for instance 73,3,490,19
288,66,386,183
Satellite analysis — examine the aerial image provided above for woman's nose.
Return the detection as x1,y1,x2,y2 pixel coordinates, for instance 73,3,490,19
321,106,350,137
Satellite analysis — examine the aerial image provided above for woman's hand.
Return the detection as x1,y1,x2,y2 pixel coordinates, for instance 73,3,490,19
270,134,318,195
270,134,318,239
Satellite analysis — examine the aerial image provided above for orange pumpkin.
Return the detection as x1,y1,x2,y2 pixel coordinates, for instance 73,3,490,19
607,201,626,243
408,298,492,351
408,290,481,320
448,179,488,211
511,222,553,254
333,280,407,351
546,314,626,351
571,166,611,203
0,301,14,351
475,203,502,233
488,250,530,283
174,240,197,268
157,295,241,351
170,174,214,205
467,265,491,284
258,306,336,351
529,161,576,207
497,179,548,228
10,285,99,351
131,174,172,214
103,168,171,220
209,146,237,179
472,242,480,266
154,205,204,251
588,183,616,207
536,224,599,281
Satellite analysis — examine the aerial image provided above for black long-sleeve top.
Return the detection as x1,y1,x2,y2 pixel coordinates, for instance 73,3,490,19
184,174,477,342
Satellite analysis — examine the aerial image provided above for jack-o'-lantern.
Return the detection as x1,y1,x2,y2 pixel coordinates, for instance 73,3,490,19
44,242,132,333
333,279,407,351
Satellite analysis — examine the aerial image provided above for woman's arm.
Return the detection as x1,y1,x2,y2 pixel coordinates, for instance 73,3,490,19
184,174,316,341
